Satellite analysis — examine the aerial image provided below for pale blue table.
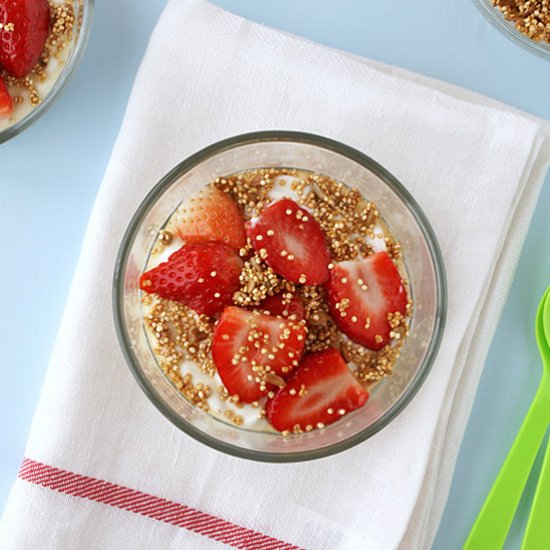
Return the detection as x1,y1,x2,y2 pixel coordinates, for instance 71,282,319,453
1,1,549,548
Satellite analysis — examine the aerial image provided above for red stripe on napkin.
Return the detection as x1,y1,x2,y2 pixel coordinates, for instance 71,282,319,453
18,458,303,550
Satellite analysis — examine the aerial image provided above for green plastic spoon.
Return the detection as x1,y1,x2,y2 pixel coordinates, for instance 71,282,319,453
464,286,550,550
521,290,550,550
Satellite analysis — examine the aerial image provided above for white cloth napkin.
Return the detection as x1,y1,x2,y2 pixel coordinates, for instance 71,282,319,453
2,1,550,548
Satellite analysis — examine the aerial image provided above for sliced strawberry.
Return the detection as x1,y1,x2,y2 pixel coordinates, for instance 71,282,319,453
139,242,243,317
325,251,407,351
266,348,369,432
171,186,246,251
258,292,305,321
246,198,330,285
0,78,13,117
212,306,307,402
0,0,50,78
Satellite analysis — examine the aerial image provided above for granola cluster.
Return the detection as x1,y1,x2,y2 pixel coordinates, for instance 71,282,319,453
493,0,550,43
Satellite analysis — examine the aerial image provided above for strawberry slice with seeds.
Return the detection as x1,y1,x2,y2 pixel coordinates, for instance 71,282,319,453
258,292,305,321
171,186,246,252
139,242,243,317
0,79,13,117
212,306,307,403
0,0,50,78
325,251,407,351
246,198,330,285
266,348,369,432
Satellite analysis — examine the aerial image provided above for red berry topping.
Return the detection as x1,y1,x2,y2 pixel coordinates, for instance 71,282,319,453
212,306,307,403
171,186,246,252
0,78,13,117
325,251,408,351
266,348,369,432
139,242,243,317
0,0,50,78
246,198,330,285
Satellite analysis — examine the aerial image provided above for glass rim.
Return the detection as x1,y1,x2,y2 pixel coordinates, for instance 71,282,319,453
113,130,448,463
0,0,95,145
472,0,550,60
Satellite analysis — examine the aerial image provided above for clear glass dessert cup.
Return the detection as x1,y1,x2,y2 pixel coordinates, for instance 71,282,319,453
113,131,447,462
0,0,94,144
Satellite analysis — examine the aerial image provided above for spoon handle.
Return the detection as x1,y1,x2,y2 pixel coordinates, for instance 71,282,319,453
521,431,550,550
464,385,550,550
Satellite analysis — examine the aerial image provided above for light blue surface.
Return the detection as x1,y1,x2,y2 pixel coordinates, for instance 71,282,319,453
1,1,549,548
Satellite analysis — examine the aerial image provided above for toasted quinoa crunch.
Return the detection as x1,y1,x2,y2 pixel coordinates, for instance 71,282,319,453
493,0,550,43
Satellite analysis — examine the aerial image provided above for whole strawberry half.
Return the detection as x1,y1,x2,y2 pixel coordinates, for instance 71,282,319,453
0,78,13,117
325,251,408,351
0,0,51,78
212,306,307,403
246,198,330,285
258,291,305,321
171,186,247,252
139,242,243,317
266,348,369,432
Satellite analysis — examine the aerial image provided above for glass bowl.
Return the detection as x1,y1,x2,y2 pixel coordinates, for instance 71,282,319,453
113,131,447,462
0,0,94,144
473,0,550,59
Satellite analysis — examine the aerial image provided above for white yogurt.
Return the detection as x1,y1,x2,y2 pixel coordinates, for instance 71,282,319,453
267,175,308,204
178,360,269,430
150,238,184,266
364,223,388,253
